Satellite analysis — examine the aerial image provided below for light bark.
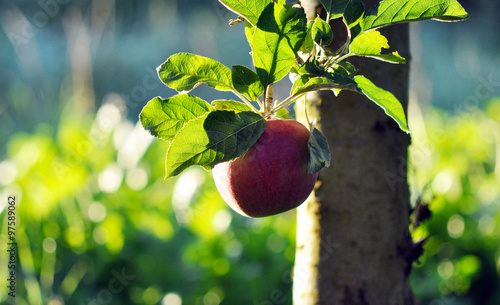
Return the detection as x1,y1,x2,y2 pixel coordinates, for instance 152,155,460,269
293,1,418,304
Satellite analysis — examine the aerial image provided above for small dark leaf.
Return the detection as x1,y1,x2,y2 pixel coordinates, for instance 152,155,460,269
298,60,325,76
412,202,432,229
232,65,264,100
332,61,358,76
311,17,333,46
291,73,356,97
320,0,364,26
308,127,331,174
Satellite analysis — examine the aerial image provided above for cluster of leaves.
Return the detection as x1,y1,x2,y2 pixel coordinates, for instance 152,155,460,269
139,0,467,179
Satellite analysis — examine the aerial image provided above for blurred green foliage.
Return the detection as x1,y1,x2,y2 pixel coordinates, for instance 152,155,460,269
1,98,499,304
409,99,500,305
0,102,297,305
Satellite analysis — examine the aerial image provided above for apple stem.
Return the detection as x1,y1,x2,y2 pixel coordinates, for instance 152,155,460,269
264,83,274,116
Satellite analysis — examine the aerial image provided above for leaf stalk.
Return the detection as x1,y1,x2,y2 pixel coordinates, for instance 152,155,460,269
233,90,261,113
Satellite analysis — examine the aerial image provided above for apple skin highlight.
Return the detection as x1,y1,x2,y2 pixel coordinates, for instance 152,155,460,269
213,119,318,217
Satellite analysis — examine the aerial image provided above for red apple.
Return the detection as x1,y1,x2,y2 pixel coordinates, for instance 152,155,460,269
212,119,318,217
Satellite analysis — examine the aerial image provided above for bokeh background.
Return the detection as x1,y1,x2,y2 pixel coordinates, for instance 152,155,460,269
0,0,499,304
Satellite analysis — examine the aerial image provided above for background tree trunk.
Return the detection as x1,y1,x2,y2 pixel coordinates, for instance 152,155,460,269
293,1,418,304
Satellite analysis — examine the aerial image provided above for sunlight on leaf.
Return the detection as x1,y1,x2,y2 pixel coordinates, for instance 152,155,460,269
362,0,468,31
354,75,410,133
165,111,266,178
158,53,234,93
251,3,307,86
218,0,273,26
139,94,213,142
350,30,406,63
212,100,253,113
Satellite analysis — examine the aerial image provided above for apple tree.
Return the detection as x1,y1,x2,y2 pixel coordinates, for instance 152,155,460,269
139,0,467,304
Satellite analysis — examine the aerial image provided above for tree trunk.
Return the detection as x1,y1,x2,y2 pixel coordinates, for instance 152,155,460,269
293,1,417,304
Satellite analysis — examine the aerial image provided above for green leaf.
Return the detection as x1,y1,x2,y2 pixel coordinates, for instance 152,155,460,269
332,61,358,76
297,60,325,76
320,0,364,26
343,0,365,26
218,0,272,26
158,53,234,93
311,17,333,46
370,52,406,64
350,30,406,64
291,73,356,97
275,108,292,119
308,127,331,174
252,3,307,86
245,21,255,45
165,111,266,178
299,20,314,53
362,0,468,31
139,94,213,141
212,100,253,113
354,75,410,133
232,65,264,100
